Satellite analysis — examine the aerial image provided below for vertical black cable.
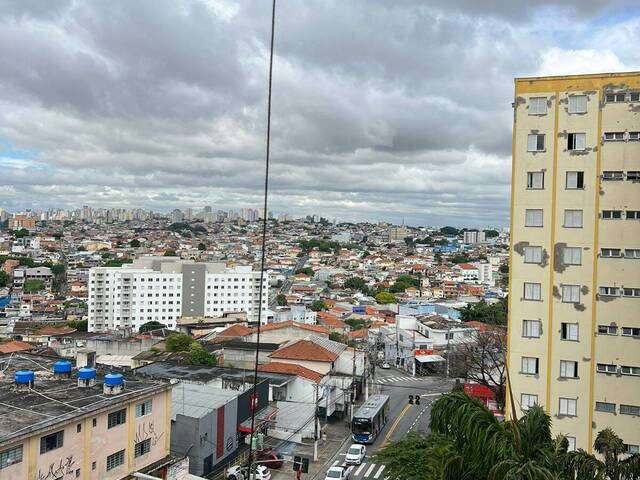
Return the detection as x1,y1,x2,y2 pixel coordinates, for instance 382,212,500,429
248,0,276,470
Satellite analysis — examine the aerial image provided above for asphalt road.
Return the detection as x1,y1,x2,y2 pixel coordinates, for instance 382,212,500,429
323,369,454,480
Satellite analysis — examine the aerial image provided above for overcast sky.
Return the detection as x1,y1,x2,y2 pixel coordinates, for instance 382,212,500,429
0,0,639,227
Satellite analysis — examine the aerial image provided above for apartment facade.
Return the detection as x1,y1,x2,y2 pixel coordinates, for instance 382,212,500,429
88,257,268,332
507,72,640,453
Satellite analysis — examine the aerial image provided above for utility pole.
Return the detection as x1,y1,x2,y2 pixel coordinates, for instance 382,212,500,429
351,346,356,424
313,383,319,461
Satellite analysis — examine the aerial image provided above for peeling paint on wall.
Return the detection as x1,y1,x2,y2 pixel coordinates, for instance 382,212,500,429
581,286,589,295
573,303,586,312
554,243,568,273
597,294,616,303
540,249,549,268
553,285,561,299
513,241,529,256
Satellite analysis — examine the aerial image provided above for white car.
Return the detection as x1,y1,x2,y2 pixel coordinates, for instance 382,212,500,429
381,362,391,369
227,465,271,480
345,444,366,465
325,465,352,480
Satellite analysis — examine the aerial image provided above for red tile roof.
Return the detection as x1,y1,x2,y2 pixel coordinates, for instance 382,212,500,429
34,326,76,336
217,324,252,338
0,340,34,354
254,321,329,335
257,361,324,383
269,340,338,362
349,329,369,339
316,312,348,329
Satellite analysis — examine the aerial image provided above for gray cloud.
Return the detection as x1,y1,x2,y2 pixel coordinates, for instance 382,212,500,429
1,0,638,227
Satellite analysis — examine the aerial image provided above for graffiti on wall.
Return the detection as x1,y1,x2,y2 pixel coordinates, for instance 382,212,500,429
37,455,75,480
135,421,164,446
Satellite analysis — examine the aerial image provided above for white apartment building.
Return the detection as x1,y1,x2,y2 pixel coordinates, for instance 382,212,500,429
88,257,268,332
463,230,485,244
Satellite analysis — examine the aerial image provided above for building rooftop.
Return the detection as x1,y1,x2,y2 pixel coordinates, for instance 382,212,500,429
0,353,169,444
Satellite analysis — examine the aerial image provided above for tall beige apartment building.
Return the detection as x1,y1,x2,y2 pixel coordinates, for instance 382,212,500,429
507,72,640,454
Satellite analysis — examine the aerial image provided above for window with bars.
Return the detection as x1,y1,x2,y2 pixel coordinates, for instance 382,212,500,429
106,450,125,471
0,445,23,469
40,431,64,454
136,400,152,418
620,405,640,416
568,95,587,114
524,246,543,264
134,439,151,458
522,320,541,338
595,402,616,413
107,409,127,429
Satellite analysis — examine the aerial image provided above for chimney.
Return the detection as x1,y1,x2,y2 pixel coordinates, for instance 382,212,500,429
52,360,72,378
77,368,97,388
15,370,34,391
103,373,124,395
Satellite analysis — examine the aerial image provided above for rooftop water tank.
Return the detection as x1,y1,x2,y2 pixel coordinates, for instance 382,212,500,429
53,360,72,375
77,367,97,388
104,373,124,386
15,370,35,384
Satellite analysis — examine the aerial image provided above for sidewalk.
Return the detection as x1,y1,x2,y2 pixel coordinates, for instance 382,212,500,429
272,420,351,480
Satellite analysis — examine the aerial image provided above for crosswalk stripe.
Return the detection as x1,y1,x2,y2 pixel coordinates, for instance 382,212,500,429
354,463,366,476
365,463,376,477
374,465,386,479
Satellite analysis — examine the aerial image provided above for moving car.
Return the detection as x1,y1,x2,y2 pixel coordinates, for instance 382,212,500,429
345,444,366,465
381,362,390,369
324,465,353,480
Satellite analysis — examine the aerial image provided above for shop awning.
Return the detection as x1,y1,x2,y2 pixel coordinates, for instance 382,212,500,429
415,354,446,363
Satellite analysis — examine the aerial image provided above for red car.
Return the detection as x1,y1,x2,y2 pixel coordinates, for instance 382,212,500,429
256,450,284,469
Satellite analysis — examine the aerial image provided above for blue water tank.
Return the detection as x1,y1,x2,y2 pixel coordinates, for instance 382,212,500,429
15,370,35,384
78,367,97,380
104,373,124,386
53,360,72,374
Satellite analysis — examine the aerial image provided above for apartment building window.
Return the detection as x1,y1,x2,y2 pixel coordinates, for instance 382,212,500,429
523,282,542,300
625,249,640,259
601,248,621,258
599,286,619,296
602,210,622,220
107,409,127,429
566,171,584,189
559,398,577,417
40,431,64,453
561,285,580,303
0,445,23,469
521,356,539,375
527,134,545,152
565,94,587,113
597,325,618,335
524,246,543,264
525,209,543,227
629,132,640,141
566,437,577,452
620,405,640,416
560,360,578,378
597,363,617,374
522,320,541,338
561,322,579,341
623,288,640,297
604,132,624,141
628,171,640,180
134,439,151,458
602,171,624,181
620,366,640,376
564,209,583,228
567,133,586,151
563,247,582,265
529,97,547,115
632,92,640,102
106,450,125,471
526,171,544,189
605,93,625,103
521,393,538,410
136,400,152,417
595,402,616,413
626,211,640,220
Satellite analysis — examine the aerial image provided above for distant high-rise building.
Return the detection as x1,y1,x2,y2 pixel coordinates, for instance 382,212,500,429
507,72,640,453
463,230,485,244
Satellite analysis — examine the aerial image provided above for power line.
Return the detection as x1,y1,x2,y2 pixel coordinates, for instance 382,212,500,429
248,0,277,469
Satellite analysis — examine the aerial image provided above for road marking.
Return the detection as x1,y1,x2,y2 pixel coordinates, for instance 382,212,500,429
332,460,339,466
384,403,411,444
354,463,366,475
374,465,386,479
364,463,376,477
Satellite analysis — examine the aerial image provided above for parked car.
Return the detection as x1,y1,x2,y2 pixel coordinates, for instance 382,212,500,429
324,465,353,480
227,464,271,480
345,444,366,465
256,450,284,469
381,362,391,369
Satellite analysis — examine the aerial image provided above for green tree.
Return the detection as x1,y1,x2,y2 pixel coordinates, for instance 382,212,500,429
329,332,347,344
484,229,500,238
295,267,314,276
139,321,167,333
389,274,420,293
165,333,193,352
50,263,65,275
163,250,177,257
450,254,471,264
377,391,640,480
276,294,287,306
439,226,459,236
459,298,508,325
23,279,45,293
310,299,327,312
0,271,9,288
129,239,141,248
344,277,367,292
187,343,218,366
375,292,397,304
104,258,133,267
11,228,30,238
67,319,88,332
